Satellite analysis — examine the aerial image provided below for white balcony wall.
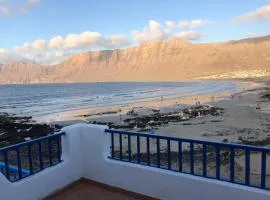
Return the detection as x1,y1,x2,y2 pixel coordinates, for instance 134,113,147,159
0,123,270,200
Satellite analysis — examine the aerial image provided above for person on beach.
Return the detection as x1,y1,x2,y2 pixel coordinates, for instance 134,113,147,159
256,102,262,109
160,96,163,104
178,97,181,105
195,98,200,105
119,114,122,122
211,96,214,103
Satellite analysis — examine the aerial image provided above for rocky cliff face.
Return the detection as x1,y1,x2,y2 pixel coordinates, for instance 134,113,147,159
1,37,270,83
0,61,50,84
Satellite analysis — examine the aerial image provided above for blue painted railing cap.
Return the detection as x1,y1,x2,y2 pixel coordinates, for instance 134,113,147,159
105,129,270,152
0,132,65,152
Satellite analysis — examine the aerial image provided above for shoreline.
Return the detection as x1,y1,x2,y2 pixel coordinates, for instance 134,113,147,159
35,81,260,124
1,80,270,147
49,80,270,146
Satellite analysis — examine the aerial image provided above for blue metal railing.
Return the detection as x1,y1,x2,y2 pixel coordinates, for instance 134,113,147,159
0,132,65,182
105,129,270,190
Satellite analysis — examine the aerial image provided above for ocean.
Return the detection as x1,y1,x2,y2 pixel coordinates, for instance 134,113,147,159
0,81,239,119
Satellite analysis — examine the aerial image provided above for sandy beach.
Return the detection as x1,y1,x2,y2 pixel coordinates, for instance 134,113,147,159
42,81,270,146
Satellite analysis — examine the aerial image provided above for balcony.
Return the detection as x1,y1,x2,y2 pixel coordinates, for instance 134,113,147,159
0,124,270,200
44,178,155,200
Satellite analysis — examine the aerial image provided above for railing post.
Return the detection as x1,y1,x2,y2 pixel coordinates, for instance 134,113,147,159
190,142,194,174
111,133,114,159
128,134,131,162
245,149,250,185
57,136,61,162
28,144,33,174
16,148,22,180
230,148,235,182
261,151,266,188
157,138,160,168
203,143,207,177
48,139,53,166
167,139,171,170
147,136,150,166
216,145,220,179
119,133,123,160
38,142,43,170
137,136,140,164
4,151,10,180
178,141,182,172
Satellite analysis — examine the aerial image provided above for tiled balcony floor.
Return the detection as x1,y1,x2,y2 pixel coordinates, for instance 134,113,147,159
45,179,157,200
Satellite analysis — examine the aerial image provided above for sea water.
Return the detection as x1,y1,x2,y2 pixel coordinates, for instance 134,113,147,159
0,81,238,118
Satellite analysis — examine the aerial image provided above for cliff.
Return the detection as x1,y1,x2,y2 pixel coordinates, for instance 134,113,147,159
1,36,270,83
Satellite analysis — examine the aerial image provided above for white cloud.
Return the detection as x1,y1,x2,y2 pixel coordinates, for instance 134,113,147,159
165,20,176,34
31,39,46,50
190,20,209,29
234,5,270,23
10,19,210,64
13,31,130,64
244,33,268,39
132,20,166,44
179,20,210,29
15,31,129,54
63,31,101,49
28,0,40,4
49,36,64,49
132,20,206,44
25,51,69,65
0,6,11,16
15,39,47,52
166,21,176,29
55,51,64,57
20,0,41,13
174,31,203,40
1,0,40,16
0,50,24,64
179,21,189,29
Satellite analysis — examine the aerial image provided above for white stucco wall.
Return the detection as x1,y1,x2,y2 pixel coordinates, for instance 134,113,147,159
0,124,83,200
79,124,270,200
0,123,270,200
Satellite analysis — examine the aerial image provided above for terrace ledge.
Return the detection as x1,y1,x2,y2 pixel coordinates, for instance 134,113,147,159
0,123,269,200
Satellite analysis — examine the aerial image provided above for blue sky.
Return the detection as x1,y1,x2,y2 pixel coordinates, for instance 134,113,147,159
0,0,270,64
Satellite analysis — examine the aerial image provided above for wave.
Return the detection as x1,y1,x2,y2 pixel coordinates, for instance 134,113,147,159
0,81,239,117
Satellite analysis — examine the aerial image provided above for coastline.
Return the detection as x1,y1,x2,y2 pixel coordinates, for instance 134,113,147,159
51,81,270,145
35,81,258,124
1,80,269,147
31,80,270,147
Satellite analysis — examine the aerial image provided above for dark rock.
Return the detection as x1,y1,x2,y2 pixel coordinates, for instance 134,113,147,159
0,113,62,148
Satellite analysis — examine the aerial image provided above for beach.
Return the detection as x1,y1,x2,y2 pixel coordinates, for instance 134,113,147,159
40,81,270,147
1,80,269,147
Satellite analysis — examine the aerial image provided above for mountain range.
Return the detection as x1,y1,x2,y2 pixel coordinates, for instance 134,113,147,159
0,36,270,84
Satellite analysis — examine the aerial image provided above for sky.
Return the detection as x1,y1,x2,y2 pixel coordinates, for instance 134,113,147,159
0,0,270,64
